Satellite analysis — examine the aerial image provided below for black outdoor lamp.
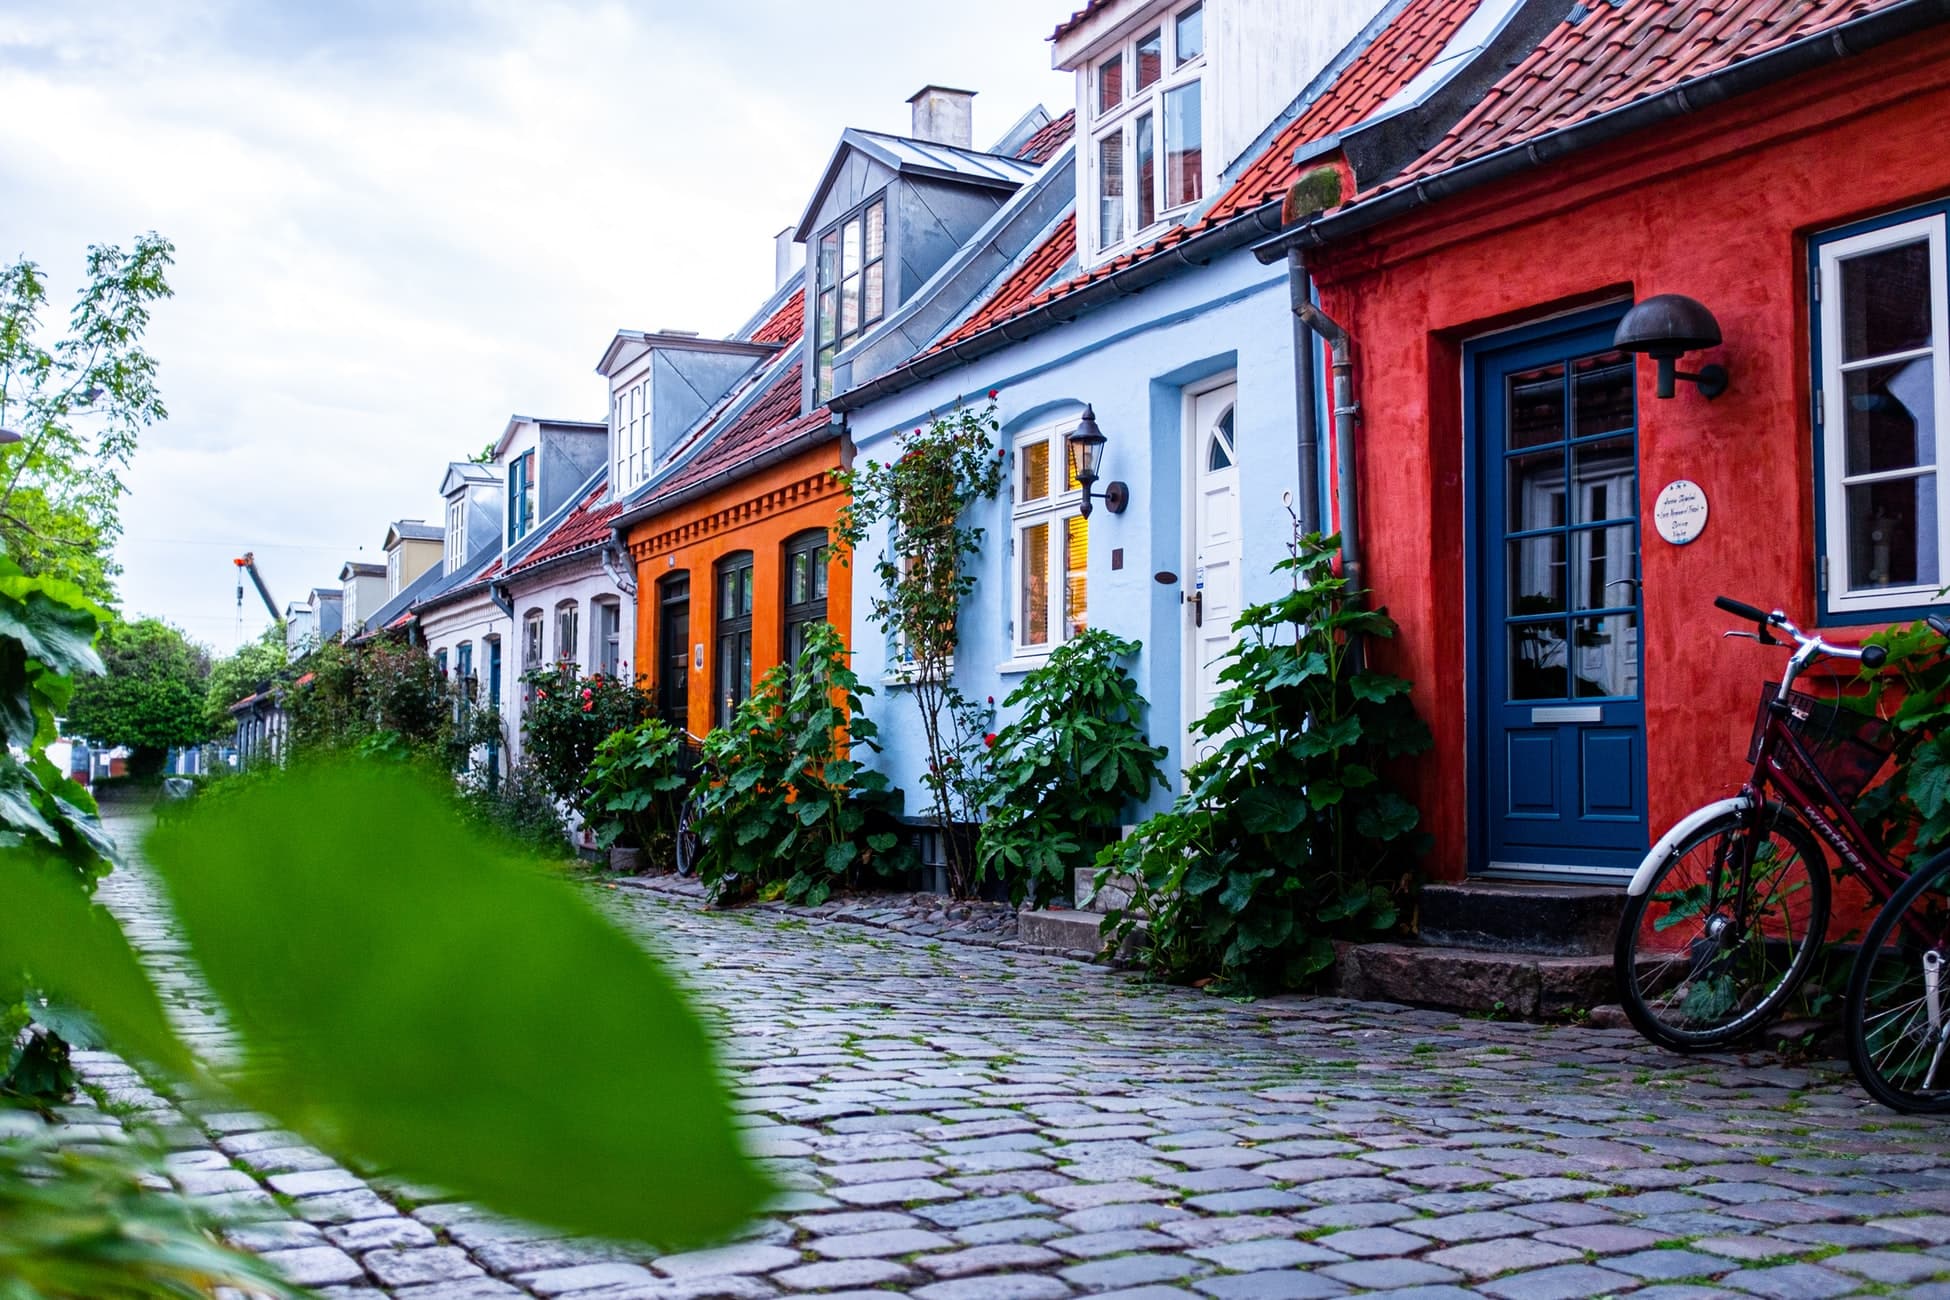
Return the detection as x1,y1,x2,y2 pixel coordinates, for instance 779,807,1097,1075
1068,405,1128,519
1614,293,1729,400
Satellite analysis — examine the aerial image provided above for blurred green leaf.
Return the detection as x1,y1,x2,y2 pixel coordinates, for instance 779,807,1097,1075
144,761,770,1248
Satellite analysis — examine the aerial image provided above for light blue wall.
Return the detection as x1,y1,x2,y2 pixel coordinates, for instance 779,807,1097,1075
845,245,1303,818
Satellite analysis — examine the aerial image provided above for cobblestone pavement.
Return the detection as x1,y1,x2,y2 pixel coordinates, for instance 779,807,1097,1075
63,809,1950,1299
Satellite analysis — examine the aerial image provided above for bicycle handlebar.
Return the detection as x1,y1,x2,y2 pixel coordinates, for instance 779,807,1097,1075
1716,596,1889,670
1714,595,1770,624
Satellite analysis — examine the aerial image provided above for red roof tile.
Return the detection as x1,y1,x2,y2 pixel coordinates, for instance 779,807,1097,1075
1015,110,1077,164
1381,0,1913,194
749,288,804,346
924,0,1475,355
507,482,623,576
635,363,834,511
1051,1,1113,42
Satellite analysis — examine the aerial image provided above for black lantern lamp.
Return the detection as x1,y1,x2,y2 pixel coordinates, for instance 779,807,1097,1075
1614,293,1729,400
1068,405,1129,519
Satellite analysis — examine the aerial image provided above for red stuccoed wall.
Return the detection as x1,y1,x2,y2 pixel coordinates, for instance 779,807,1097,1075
1310,30,1950,884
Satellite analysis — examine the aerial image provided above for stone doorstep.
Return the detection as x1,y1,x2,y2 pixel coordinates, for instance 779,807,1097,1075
1072,867,1136,912
1330,940,1616,1019
1417,880,1627,957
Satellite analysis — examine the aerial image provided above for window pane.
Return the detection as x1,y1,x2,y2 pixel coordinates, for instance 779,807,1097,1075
1845,357,1935,476
1135,112,1156,230
841,272,860,337
790,551,810,604
817,289,835,346
1572,350,1634,438
1208,433,1232,470
1572,435,1635,523
1506,448,1566,532
1509,620,1568,701
1097,132,1124,248
817,346,835,400
1508,363,1566,448
864,202,885,261
1572,612,1639,698
841,218,861,277
740,567,753,614
1163,82,1202,208
1175,3,1203,64
1848,474,1939,590
818,230,839,289
1065,514,1089,639
814,547,828,597
1508,535,1566,615
1021,522,1050,646
1574,524,1637,612
1020,439,1050,501
1062,433,1084,491
1842,239,1933,362
1135,27,1162,90
1097,54,1123,114
864,262,883,324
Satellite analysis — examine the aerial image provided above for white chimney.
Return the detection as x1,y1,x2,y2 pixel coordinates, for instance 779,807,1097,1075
908,85,976,149
774,227,802,290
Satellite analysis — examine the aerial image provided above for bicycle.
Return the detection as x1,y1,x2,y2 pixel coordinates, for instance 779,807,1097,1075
1615,596,1894,1050
672,734,706,878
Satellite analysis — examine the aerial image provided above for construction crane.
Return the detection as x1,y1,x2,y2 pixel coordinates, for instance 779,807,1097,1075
233,552,279,640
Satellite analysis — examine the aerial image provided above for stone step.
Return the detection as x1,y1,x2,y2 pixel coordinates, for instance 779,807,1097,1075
1071,867,1135,912
1331,941,1615,1019
1418,880,1626,956
1017,908,1110,954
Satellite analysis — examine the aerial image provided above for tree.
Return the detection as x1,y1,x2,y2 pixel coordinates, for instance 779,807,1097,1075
204,625,289,734
62,617,211,774
0,235,175,604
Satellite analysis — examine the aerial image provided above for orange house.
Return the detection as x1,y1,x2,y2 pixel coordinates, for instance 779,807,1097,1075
616,347,851,744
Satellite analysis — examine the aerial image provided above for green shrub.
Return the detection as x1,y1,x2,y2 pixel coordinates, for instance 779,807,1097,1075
519,666,653,817
693,623,912,905
587,717,688,861
1099,531,1431,992
286,637,489,770
457,760,572,860
1858,618,1950,854
976,630,1167,904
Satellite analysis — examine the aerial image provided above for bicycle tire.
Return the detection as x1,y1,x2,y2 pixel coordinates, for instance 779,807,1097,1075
1616,801,1829,1050
673,792,703,878
1845,847,1950,1113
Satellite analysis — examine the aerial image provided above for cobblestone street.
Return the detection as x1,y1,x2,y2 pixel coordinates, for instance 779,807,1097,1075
63,812,1950,1299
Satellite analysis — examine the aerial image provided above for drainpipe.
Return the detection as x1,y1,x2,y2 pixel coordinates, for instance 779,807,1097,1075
488,578,514,619
1291,299,1361,599
602,528,638,597
1287,248,1321,536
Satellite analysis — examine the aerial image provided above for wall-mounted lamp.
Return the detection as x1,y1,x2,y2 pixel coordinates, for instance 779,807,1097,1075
1069,405,1128,519
1614,293,1729,400
0,429,20,445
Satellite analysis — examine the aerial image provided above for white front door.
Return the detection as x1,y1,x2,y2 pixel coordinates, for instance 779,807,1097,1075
1186,381,1241,766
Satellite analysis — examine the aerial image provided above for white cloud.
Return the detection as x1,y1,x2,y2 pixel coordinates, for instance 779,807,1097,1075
0,0,1073,648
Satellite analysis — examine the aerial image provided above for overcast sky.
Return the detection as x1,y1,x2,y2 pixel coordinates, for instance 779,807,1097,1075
0,1,1074,651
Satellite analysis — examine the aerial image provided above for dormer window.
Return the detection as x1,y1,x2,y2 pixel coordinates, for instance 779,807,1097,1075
814,195,887,401
446,496,467,574
507,451,536,546
613,378,648,495
1087,3,1205,262
387,547,401,597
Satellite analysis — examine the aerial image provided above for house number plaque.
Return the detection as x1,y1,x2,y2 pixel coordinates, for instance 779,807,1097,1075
1653,479,1708,546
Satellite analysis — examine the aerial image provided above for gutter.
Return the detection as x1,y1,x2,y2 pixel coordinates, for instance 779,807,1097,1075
611,418,846,534
830,201,1291,412
1254,0,1950,263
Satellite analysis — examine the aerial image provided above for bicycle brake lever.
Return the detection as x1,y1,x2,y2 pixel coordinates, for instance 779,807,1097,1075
1723,630,1762,642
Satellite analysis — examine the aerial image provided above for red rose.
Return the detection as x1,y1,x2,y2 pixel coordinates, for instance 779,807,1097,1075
581,688,593,699
983,732,997,747
538,689,548,699
582,702,593,713
987,389,998,400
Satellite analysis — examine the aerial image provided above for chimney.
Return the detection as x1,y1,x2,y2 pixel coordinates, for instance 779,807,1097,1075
907,85,976,149
774,227,802,290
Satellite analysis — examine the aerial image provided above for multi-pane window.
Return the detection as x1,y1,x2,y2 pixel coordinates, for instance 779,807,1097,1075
434,648,448,678
387,547,402,597
596,600,622,677
521,611,544,710
455,641,474,712
446,496,467,573
555,602,580,668
814,196,887,401
1088,3,1204,261
716,553,755,728
1815,204,1950,617
1011,421,1089,656
783,531,831,667
612,378,650,494
658,573,690,733
507,451,537,545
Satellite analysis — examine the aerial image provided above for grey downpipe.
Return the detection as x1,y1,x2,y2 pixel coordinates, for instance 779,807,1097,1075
1291,300,1360,600
488,579,514,619
1287,248,1321,535
602,529,638,597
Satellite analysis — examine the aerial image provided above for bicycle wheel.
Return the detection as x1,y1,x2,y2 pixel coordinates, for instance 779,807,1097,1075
1846,849,1950,1113
1616,801,1829,1050
673,792,703,878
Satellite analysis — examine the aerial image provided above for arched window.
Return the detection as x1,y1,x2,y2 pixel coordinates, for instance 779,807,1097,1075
554,600,580,669
783,530,830,667
715,553,754,728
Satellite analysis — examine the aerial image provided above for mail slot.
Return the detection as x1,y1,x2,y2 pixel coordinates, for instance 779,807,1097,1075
1531,705,1603,724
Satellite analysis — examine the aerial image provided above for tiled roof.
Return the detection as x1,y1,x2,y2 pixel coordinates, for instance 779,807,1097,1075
1381,0,1915,193
506,481,622,577
936,218,1078,348
1015,110,1077,164
749,288,804,346
920,0,1476,354
1051,1,1113,41
636,363,833,511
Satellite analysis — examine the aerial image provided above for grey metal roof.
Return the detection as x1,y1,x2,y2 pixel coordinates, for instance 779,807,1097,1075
353,561,448,638
794,128,1041,240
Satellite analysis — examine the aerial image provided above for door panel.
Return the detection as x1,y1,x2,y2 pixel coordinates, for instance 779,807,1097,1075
1473,316,1648,877
1187,384,1240,765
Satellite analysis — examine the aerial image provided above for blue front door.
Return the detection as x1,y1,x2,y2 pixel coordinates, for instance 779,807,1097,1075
1470,309,1648,878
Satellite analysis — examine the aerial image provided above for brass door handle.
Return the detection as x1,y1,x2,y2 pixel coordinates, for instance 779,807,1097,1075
1191,590,1203,628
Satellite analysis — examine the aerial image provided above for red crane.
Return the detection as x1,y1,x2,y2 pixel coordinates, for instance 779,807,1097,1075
233,552,279,639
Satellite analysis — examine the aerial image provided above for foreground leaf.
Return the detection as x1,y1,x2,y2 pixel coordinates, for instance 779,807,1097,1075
144,761,770,1247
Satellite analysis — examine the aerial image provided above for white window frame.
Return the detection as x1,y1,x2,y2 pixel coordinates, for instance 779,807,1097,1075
446,496,467,574
595,599,622,677
1082,2,1208,267
386,547,401,597
1008,418,1089,664
1816,211,1950,617
554,600,580,669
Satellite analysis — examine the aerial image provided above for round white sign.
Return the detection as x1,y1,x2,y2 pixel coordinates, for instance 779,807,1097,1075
1654,479,1708,545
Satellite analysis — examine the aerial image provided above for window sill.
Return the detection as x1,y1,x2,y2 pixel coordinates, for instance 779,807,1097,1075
1820,595,1949,627
880,659,956,689
996,654,1054,676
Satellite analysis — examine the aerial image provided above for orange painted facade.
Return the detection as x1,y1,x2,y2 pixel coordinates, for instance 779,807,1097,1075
623,439,851,741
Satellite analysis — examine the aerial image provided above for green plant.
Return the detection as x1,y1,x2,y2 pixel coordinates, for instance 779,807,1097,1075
457,759,571,859
519,666,653,814
61,617,213,774
833,401,1004,896
976,630,1167,904
1098,528,1432,992
204,624,289,734
693,622,912,905
285,637,494,773
587,716,688,860
1857,617,1950,853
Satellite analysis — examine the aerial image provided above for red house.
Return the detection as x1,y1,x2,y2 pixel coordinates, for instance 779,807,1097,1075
1258,0,1950,918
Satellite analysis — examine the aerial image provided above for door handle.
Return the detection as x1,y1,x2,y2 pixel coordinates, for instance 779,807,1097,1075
1191,590,1203,628
1606,577,1642,596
